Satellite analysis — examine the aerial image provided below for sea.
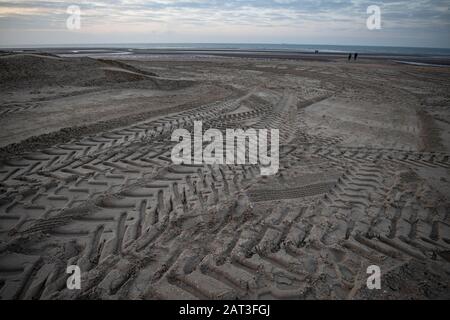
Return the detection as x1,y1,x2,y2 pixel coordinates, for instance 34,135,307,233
4,43,450,57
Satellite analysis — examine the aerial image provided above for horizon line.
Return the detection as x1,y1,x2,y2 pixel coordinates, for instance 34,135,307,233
1,42,450,50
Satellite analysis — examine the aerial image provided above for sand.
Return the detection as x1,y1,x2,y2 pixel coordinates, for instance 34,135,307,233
0,51,449,300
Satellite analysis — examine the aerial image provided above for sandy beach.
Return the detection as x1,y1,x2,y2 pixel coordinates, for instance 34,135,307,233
0,50,449,300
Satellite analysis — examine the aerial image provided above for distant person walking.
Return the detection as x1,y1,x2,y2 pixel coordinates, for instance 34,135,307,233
348,53,352,61
354,53,358,60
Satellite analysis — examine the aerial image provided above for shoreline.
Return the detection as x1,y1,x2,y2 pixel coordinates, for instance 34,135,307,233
3,47,450,66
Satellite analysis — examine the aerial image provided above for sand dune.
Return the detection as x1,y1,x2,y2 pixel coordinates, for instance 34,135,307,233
0,53,194,90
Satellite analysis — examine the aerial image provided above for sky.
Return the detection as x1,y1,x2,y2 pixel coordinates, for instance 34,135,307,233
0,0,449,48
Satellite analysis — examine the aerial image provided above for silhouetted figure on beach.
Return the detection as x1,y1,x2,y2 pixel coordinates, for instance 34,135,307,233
354,53,358,60
348,53,352,61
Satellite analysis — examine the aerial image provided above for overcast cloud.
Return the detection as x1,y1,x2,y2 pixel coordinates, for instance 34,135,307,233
0,0,449,47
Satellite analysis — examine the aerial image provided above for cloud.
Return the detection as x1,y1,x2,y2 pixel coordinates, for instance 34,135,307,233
0,0,448,47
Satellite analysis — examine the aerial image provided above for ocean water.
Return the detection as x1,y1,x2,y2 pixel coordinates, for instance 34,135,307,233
7,43,450,57
123,43,450,56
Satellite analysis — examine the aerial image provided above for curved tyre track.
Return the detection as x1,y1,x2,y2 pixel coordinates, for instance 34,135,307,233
0,89,449,300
